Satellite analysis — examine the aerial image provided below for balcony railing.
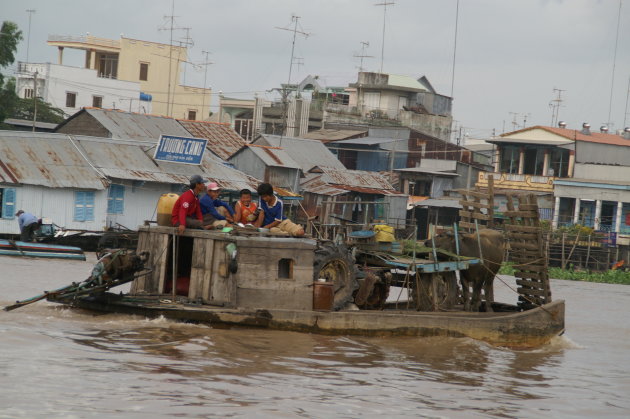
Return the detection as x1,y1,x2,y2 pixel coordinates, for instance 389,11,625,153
477,171,556,192
16,62,47,75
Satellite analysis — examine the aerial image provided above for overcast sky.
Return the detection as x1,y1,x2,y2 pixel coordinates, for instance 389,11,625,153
3,0,630,140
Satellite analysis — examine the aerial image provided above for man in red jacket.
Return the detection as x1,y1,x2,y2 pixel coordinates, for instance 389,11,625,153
171,175,212,234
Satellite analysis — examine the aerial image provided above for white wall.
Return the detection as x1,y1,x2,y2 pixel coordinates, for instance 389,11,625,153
0,185,107,234
105,181,172,230
15,63,149,117
0,181,175,235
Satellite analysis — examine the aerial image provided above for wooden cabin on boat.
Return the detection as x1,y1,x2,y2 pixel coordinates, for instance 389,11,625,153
131,226,318,310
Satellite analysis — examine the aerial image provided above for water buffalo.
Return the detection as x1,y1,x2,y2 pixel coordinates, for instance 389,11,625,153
426,229,505,312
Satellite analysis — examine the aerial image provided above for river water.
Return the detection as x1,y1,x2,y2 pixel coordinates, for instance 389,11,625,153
1,255,628,418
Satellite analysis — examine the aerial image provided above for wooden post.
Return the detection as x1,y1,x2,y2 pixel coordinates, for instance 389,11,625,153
561,232,566,269
586,235,592,270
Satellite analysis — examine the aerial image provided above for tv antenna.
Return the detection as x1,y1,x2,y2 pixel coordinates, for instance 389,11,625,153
549,88,565,127
159,0,192,116
375,1,395,73
200,50,213,120
353,41,373,72
275,15,310,96
275,15,310,136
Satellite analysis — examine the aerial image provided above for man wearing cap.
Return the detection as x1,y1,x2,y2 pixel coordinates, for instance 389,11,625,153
171,175,212,234
15,210,40,242
200,182,235,228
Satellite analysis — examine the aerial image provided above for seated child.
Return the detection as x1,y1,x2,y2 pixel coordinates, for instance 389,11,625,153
234,189,258,224
255,183,304,237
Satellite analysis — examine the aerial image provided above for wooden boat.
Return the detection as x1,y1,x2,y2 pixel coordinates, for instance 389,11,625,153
0,239,85,260
44,226,564,349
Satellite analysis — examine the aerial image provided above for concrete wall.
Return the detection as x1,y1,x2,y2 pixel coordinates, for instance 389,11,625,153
575,142,630,166
118,38,209,118
399,111,452,142
574,163,630,183
554,184,630,203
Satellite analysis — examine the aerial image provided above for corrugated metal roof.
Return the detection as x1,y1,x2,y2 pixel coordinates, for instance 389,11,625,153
72,135,260,191
315,166,397,191
247,145,301,169
70,108,191,140
331,137,402,146
0,131,264,192
258,134,346,172
178,120,246,160
300,178,349,196
387,74,427,91
0,131,108,189
301,128,367,143
395,167,459,177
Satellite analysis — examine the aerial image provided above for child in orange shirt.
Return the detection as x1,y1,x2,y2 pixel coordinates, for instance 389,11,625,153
234,189,258,224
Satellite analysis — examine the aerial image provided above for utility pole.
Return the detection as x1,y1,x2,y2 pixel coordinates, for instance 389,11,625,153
26,9,36,63
165,0,176,117
624,74,630,129
201,50,212,121
607,0,622,129
549,88,565,127
375,1,395,73
353,41,373,72
32,71,38,132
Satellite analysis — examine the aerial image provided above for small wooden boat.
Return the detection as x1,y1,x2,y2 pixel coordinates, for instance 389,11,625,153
0,239,85,260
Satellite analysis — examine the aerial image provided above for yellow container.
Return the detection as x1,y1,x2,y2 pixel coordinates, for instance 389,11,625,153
373,224,395,242
157,193,179,226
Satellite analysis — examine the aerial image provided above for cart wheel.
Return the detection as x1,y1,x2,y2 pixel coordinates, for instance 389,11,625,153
313,242,358,310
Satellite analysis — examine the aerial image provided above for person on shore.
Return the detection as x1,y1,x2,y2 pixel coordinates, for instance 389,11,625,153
200,182,235,228
233,189,258,225
171,175,212,234
255,183,304,237
15,210,40,242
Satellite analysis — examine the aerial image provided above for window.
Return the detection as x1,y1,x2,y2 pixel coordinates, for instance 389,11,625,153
24,88,34,99
98,53,118,79
1,187,16,219
278,259,294,279
66,92,77,108
74,191,95,221
92,95,103,108
139,62,149,81
187,110,197,121
107,184,124,214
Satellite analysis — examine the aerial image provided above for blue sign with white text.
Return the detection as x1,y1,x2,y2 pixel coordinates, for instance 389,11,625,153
154,135,207,165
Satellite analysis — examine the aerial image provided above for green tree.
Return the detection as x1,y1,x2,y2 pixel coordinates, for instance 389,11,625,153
13,93,66,124
0,21,23,126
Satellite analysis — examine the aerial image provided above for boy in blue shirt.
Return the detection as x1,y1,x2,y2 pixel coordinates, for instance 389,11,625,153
255,183,304,237
200,182,235,228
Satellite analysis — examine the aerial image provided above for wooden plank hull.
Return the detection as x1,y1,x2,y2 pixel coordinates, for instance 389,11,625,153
49,294,565,349
0,239,86,260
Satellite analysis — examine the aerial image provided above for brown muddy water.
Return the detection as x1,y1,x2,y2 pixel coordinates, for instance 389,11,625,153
1,254,629,418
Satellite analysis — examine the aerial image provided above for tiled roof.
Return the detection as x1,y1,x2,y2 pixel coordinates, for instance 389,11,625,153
178,120,246,160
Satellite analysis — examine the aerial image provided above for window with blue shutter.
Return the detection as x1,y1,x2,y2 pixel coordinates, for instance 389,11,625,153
107,184,125,214
74,191,95,221
1,188,16,219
